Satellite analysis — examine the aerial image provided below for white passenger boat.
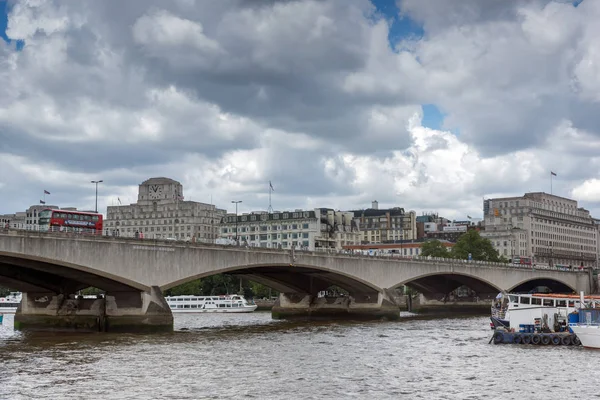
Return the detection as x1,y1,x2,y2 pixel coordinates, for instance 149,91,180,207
490,292,596,333
0,292,22,314
567,294,600,349
165,294,257,313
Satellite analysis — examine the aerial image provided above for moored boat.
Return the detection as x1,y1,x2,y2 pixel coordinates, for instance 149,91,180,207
568,294,600,349
165,294,257,313
0,292,22,314
490,291,600,333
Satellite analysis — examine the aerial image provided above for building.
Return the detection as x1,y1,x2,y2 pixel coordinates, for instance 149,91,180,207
351,201,417,244
219,208,361,251
482,192,598,267
343,240,454,257
105,177,225,242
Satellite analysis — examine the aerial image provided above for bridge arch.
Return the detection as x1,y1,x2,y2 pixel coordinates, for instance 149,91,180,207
507,277,576,293
0,251,148,293
162,263,383,295
390,271,503,296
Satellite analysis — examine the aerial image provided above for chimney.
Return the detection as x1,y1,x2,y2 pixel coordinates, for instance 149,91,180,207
372,200,379,210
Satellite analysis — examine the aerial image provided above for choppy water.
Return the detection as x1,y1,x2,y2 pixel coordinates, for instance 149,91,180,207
0,312,597,399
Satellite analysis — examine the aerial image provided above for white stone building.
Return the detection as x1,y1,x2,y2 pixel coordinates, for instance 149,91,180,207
483,192,598,268
219,208,361,251
105,177,225,242
351,201,417,244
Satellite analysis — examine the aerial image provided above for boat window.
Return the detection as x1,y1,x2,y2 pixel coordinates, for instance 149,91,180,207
218,304,225,307
531,298,541,305
568,301,575,307
509,295,518,303
226,304,231,307
212,298,219,301
184,305,190,308
519,297,530,305
543,299,554,307
191,305,197,308
232,304,238,307
556,300,567,307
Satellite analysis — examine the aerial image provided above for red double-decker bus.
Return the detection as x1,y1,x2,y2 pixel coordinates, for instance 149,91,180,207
38,209,103,234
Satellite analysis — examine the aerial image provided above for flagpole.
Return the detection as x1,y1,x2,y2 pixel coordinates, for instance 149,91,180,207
550,172,553,195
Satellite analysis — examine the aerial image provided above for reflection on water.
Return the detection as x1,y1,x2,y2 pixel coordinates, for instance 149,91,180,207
0,311,596,399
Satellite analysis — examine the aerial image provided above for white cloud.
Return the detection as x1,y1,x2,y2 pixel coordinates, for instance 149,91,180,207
2,0,600,221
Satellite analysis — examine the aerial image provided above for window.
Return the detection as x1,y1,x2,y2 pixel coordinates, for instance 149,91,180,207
302,223,309,229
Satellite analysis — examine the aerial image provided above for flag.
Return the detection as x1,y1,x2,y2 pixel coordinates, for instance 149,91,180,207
44,190,50,195
269,181,274,192
467,215,472,219
551,171,557,176
39,200,46,204
117,197,122,205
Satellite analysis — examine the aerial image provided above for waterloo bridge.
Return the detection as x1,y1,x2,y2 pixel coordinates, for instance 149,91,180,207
0,230,594,333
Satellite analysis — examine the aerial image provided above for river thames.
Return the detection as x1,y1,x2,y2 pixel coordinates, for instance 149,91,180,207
0,312,596,399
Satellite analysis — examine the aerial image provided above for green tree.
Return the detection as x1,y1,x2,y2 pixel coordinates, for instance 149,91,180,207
420,239,451,258
451,229,500,262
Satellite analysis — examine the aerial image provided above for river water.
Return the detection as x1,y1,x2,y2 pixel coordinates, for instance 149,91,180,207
0,312,596,399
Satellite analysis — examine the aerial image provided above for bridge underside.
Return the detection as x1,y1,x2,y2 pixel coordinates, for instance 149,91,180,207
0,255,139,293
403,273,576,314
231,266,380,298
218,266,399,320
0,256,172,333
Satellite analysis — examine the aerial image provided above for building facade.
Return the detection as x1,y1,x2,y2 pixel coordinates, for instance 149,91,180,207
483,192,598,267
219,208,361,251
105,177,225,242
343,240,454,257
352,201,417,244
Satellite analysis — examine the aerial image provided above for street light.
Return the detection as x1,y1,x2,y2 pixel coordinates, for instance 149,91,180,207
231,200,242,242
91,180,103,213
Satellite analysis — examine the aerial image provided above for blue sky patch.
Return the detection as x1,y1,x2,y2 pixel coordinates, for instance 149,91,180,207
370,0,423,49
0,1,24,50
421,104,445,131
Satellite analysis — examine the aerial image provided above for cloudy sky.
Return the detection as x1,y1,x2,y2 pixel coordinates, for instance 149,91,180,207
1,0,599,219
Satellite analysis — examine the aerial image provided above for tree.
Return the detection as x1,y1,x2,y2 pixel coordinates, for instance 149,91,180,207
420,240,451,258
450,229,500,262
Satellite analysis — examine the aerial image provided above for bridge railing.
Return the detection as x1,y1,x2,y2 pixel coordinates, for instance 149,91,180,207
1,225,589,273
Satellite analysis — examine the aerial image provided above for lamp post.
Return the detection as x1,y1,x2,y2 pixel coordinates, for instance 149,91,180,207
231,200,242,242
91,180,103,213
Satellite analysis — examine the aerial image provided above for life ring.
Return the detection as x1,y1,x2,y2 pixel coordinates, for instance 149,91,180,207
573,336,581,346
550,335,561,345
513,335,522,344
561,336,572,346
531,334,541,345
493,331,504,344
541,335,551,345
522,334,532,345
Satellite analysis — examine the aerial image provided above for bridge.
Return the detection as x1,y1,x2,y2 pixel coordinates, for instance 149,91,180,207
0,230,593,332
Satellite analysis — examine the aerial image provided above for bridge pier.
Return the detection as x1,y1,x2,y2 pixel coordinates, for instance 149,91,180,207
271,291,400,321
14,286,173,333
409,293,494,315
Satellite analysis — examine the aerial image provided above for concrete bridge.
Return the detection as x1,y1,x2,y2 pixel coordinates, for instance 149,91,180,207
0,230,593,332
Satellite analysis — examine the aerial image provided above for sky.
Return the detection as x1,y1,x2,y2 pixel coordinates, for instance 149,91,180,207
1,0,600,220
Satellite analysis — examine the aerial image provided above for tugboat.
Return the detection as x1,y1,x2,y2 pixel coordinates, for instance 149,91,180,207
489,291,599,345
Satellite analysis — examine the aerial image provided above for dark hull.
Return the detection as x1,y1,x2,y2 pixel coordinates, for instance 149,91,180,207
490,316,510,330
